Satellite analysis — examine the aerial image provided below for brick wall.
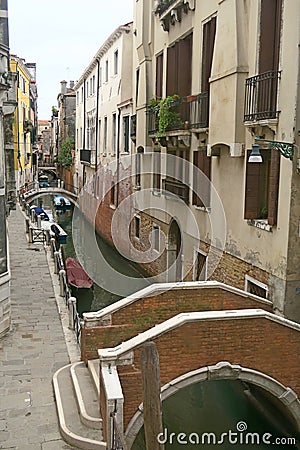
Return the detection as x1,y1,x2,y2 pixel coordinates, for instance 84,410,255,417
81,286,272,362
118,318,300,428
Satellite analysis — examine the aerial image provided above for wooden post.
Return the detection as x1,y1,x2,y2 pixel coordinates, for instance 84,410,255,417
140,341,164,450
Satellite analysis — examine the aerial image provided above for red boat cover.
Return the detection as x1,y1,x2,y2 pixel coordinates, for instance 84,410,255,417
65,258,93,289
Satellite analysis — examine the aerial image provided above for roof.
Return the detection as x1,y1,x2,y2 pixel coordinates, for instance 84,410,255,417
74,22,133,90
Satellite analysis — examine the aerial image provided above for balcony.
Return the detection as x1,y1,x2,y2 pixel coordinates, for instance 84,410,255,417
80,149,96,165
147,93,209,136
155,0,195,31
162,178,189,203
130,114,136,140
244,70,281,122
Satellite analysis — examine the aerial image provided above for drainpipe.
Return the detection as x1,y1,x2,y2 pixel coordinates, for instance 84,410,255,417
94,58,100,195
82,78,86,186
116,107,121,207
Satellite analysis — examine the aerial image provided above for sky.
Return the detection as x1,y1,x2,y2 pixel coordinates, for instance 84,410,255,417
8,0,134,119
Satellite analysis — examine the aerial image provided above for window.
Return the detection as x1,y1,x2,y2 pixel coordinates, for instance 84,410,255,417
156,53,163,99
202,17,216,93
90,77,93,95
136,68,140,105
104,117,108,152
153,150,161,192
123,115,130,153
110,182,116,206
92,75,95,94
134,215,140,239
81,86,84,102
112,113,117,154
114,50,119,75
86,81,89,97
76,92,79,106
99,67,102,87
153,224,160,252
192,148,211,208
105,60,109,82
194,250,207,281
135,147,144,187
245,275,268,299
244,148,280,225
167,33,192,98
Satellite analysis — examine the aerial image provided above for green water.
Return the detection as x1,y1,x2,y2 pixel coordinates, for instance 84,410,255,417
132,380,299,449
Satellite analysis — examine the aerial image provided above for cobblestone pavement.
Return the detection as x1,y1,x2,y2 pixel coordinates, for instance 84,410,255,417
0,205,78,449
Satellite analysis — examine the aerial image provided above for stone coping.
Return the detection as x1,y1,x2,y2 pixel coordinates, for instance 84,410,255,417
98,308,300,362
83,280,273,323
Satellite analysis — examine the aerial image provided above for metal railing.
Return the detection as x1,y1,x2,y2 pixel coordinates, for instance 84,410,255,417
147,93,209,135
189,92,209,128
157,0,178,15
244,70,280,122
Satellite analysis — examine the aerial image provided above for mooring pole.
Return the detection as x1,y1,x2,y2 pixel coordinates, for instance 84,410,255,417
140,341,164,450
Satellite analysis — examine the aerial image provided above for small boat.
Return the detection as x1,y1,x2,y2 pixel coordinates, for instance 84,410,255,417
65,257,93,289
53,195,71,209
31,206,50,221
40,220,68,244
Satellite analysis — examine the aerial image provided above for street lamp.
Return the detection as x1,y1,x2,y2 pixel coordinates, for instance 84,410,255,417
248,137,295,163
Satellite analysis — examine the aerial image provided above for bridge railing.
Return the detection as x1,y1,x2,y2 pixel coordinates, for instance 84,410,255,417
110,413,128,450
19,180,79,198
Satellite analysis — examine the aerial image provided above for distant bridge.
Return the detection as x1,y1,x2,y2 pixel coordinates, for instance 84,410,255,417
20,181,78,205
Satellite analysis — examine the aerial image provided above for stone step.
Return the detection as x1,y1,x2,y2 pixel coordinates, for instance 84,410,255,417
71,362,102,430
53,364,106,450
88,359,100,397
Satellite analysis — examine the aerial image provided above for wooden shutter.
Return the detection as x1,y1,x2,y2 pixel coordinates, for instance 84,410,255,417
267,148,280,226
259,0,282,73
193,149,211,207
167,44,177,96
201,17,216,92
244,150,261,219
178,34,192,98
156,53,163,99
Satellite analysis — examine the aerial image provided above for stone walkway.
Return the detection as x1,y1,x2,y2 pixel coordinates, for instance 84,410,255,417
0,205,79,449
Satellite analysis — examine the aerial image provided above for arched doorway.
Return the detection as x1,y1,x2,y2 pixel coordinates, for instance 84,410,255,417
167,219,182,282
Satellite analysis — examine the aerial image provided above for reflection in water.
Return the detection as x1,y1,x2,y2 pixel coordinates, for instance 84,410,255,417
132,380,299,450
56,203,150,315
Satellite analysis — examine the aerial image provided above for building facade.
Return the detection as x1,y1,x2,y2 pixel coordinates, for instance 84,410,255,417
74,23,133,247
130,0,300,322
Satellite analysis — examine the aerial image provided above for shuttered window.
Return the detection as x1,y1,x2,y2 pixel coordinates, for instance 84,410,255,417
259,0,282,73
166,33,192,97
156,53,163,99
244,149,280,225
201,17,216,93
192,149,211,208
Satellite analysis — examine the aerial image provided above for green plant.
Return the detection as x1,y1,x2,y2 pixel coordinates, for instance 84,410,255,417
260,206,268,219
57,137,74,168
148,94,182,137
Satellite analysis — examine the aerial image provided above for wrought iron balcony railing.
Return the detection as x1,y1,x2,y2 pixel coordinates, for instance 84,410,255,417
147,93,209,135
244,70,280,122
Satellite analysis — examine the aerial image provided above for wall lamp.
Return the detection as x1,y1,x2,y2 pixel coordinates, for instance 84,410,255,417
248,137,295,163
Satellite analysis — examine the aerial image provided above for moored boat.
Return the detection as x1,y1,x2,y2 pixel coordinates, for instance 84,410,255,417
65,257,93,289
53,195,71,209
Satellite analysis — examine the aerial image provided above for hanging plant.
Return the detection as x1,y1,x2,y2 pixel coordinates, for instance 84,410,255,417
148,94,182,137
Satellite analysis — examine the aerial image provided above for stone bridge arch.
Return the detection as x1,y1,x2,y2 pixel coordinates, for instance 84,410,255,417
24,188,78,205
125,361,300,448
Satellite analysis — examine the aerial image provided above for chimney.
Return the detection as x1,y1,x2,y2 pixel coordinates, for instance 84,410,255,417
70,80,74,89
60,80,67,94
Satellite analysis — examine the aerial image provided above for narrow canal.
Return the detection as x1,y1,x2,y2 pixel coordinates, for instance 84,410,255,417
35,193,299,449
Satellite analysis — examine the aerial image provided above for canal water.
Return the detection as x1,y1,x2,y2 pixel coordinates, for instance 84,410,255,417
36,194,150,315
35,194,299,449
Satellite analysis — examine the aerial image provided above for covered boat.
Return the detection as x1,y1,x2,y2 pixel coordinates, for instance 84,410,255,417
53,195,71,208
65,257,93,289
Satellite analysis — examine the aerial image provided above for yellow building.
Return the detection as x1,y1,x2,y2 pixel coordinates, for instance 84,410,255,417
10,55,36,189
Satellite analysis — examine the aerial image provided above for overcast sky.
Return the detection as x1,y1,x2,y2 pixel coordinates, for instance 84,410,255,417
8,0,133,119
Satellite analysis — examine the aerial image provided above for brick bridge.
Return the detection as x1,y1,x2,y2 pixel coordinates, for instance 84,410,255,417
81,282,300,447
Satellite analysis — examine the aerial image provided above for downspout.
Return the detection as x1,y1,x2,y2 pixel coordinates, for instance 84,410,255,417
15,65,23,178
83,78,86,186
94,58,100,196
116,107,121,207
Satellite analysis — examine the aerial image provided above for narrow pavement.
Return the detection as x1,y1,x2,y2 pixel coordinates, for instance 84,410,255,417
0,205,78,449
